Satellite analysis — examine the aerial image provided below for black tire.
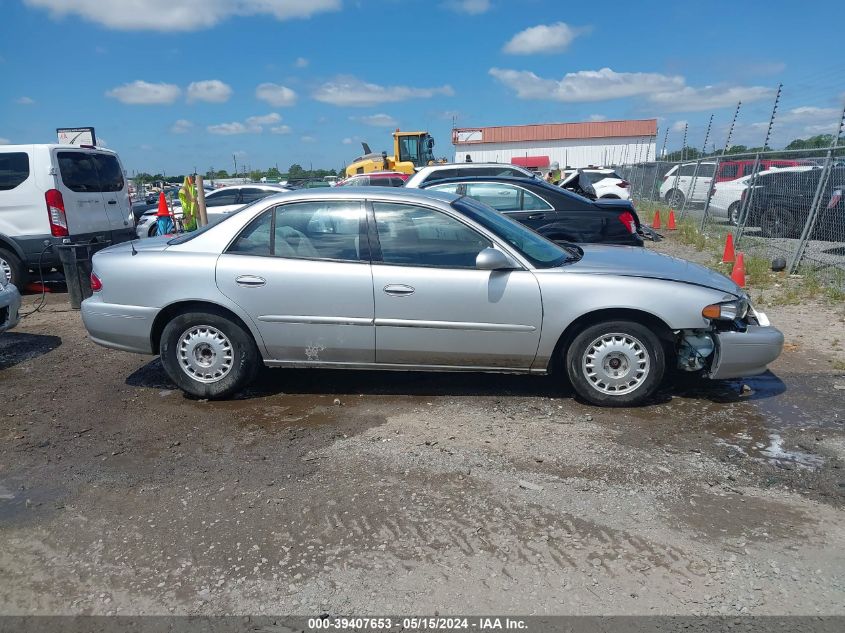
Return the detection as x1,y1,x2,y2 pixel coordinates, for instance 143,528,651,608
159,309,260,399
760,207,801,239
728,202,741,226
0,247,27,288
148,224,159,238
665,190,685,208
565,320,666,407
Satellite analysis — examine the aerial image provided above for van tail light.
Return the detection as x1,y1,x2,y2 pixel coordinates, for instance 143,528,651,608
618,211,637,234
45,189,69,237
90,272,103,292
617,180,630,188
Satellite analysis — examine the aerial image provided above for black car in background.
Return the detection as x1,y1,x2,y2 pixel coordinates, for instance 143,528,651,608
421,176,644,246
747,167,845,240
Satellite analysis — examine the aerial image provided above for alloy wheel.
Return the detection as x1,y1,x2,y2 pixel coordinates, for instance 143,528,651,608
582,332,651,395
177,325,234,384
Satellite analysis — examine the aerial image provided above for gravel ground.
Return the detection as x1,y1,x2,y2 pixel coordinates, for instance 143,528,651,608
1,238,844,616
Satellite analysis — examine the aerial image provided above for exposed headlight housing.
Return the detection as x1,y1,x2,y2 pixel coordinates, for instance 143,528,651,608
702,298,748,321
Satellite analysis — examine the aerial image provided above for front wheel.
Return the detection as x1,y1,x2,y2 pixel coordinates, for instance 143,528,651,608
760,207,802,239
728,202,741,226
565,320,666,407
160,310,260,399
665,190,685,208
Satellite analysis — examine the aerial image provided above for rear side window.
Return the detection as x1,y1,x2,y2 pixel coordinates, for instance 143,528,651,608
0,152,29,191
421,168,457,184
698,164,716,177
239,188,275,203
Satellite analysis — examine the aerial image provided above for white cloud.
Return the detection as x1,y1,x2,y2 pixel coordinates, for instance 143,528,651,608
207,122,260,135
24,0,342,31
15,96,35,105
441,0,490,14
300,135,317,143
170,119,194,134
342,137,353,144
140,144,153,151
503,22,589,55
671,120,688,132
106,80,181,105
750,105,842,140
313,76,454,107
0,137,10,144
294,57,309,68
186,79,232,103
352,113,399,127
271,125,292,134
649,85,774,112
588,114,606,121
489,66,774,113
246,112,282,125
489,67,682,102
255,83,298,107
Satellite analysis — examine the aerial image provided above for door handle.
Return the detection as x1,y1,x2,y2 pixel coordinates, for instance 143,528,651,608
527,213,546,220
236,275,266,288
107,200,117,205
383,284,415,297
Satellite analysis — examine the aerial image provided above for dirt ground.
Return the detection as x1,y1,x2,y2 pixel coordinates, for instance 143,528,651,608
1,235,844,616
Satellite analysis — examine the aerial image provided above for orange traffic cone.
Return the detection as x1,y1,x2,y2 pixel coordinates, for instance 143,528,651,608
652,210,661,229
156,192,170,217
722,233,736,263
667,209,677,230
731,252,746,288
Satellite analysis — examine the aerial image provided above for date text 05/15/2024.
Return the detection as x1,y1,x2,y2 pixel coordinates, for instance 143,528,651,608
307,617,528,631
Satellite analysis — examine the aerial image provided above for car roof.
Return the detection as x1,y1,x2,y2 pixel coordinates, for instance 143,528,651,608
419,175,546,187
420,162,530,171
258,186,461,204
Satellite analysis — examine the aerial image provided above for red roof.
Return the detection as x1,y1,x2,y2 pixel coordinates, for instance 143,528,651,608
453,119,657,145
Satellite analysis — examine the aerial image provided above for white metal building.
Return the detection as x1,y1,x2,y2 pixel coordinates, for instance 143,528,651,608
452,119,657,170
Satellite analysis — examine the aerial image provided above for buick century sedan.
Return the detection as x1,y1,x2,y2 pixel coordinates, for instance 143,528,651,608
81,188,783,406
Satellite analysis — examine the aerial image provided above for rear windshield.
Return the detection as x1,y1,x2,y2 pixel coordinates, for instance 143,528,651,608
58,151,125,193
0,152,30,191
586,171,621,183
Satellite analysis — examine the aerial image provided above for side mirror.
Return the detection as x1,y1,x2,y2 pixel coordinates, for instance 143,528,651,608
476,247,518,271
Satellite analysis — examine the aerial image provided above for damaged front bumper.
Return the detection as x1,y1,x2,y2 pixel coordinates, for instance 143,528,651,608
708,322,784,380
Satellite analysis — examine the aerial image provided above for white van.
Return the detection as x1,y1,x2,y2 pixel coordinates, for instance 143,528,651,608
659,161,717,207
0,145,135,286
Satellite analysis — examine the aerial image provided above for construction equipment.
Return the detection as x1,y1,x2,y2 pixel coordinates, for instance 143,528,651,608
345,130,439,177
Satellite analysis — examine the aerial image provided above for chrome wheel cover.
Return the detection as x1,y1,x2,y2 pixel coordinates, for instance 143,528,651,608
0,255,12,285
582,332,651,396
177,325,234,384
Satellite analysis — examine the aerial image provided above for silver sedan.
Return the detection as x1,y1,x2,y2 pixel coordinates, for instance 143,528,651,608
0,277,21,334
81,188,783,407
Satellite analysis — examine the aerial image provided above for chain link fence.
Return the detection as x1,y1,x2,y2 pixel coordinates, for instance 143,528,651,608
616,143,845,288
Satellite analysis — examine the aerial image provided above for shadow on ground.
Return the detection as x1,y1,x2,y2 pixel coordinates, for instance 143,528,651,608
0,332,62,370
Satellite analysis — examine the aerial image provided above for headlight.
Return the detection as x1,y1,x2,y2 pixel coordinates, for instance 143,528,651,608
702,298,748,321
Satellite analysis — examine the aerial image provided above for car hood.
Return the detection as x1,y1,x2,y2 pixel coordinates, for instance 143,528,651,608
565,244,741,295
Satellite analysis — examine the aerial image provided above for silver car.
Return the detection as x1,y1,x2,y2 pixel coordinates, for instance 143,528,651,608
81,188,783,407
0,276,21,334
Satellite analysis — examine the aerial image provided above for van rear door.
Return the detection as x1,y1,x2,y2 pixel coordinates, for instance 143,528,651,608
53,149,111,237
91,152,132,233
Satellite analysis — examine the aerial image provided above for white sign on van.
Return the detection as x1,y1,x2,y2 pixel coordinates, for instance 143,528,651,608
57,127,97,146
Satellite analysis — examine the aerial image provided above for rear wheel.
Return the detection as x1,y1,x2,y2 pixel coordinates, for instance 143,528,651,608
0,247,27,288
160,310,260,399
565,320,665,407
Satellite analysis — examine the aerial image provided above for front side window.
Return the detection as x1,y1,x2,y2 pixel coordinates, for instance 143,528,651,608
679,164,697,177
373,202,491,269
398,136,420,163
239,188,276,203
205,189,240,207
0,152,29,191
427,183,460,195
228,201,366,262
698,164,716,178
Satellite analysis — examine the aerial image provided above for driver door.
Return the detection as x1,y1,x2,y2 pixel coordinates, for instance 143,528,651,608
370,201,543,369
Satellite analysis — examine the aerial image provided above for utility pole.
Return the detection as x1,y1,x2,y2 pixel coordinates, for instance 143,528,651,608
233,154,238,180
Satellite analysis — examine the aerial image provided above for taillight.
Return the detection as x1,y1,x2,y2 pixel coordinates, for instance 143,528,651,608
828,189,842,209
90,272,103,292
617,180,630,188
618,211,637,234
45,189,69,237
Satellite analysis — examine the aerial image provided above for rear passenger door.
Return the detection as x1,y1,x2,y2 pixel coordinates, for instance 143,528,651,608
92,153,132,234
54,150,111,237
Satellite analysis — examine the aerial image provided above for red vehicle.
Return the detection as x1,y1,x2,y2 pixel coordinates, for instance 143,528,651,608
337,171,409,187
715,159,804,183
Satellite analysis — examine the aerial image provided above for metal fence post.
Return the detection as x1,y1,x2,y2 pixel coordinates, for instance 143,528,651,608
789,150,834,274
699,156,721,232
734,153,762,246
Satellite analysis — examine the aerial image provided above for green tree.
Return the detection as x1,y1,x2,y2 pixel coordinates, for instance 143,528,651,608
288,163,305,178
785,134,834,150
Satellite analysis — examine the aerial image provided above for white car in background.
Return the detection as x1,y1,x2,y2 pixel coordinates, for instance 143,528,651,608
708,166,815,225
135,184,291,238
559,168,631,200
405,163,538,188
659,162,717,207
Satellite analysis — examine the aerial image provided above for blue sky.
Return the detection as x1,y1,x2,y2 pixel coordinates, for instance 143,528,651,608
1,0,843,174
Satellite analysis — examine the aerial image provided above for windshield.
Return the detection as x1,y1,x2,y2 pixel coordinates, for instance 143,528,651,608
451,196,576,268
166,198,270,245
